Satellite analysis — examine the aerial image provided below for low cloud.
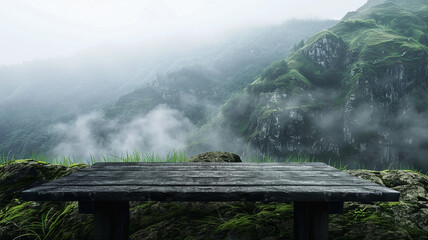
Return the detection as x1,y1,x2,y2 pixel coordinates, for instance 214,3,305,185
51,105,193,159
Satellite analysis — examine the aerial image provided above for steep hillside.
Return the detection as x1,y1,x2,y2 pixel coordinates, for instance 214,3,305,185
104,20,337,125
209,0,428,170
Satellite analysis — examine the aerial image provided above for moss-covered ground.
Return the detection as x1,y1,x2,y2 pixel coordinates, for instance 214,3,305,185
1,160,427,239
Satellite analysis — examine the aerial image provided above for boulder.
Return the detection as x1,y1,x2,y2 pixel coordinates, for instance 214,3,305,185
329,170,428,240
187,151,242,163
0,160,91,240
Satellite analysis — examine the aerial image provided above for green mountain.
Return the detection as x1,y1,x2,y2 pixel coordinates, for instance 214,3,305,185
104,19,337,125
203,0,428,170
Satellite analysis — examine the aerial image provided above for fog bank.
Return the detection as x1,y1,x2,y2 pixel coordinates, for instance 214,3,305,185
51,105,193,159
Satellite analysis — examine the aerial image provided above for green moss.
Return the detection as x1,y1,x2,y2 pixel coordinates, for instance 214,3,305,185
340,206,397,232
0,160,71,209
128,202,295,240
379,202,402,214
0,160,95,240
403,170,428,177
216,213,256,234
214,203,293,239
68,163,88,168
404,225,428,239
130,202,224,239
0,200,93,240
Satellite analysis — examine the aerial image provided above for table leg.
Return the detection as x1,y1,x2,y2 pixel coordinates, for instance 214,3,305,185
294,202,328,240
94,201,129,240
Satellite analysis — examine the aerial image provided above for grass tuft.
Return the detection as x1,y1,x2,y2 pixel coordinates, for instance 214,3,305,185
0,150,188,166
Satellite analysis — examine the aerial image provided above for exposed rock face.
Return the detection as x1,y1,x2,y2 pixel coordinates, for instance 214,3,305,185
251,94,318,155
239,12,428,170
302,34,346,69
188,151,242,162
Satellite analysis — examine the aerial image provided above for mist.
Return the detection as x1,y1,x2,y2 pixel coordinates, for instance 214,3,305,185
51,105,193,159
1,0,367,65
0,0,377,163
247,87,428,170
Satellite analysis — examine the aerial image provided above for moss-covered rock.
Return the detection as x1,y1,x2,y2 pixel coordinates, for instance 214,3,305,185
0,159,85,209
188,151,242,163
128,169,427,240
129,202,293,240
329,170,428,240
0,160,92,240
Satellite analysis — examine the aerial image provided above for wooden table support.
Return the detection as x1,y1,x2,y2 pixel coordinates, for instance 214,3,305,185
294,202,329,240
93,201,129,240
79,200,342,240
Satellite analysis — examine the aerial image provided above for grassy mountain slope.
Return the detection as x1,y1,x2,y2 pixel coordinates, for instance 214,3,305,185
207,0,428,170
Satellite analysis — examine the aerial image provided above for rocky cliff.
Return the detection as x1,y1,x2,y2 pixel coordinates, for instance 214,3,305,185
216,0,428,170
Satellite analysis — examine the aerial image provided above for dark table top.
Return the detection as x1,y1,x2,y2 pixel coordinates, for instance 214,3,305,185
23,162,400,202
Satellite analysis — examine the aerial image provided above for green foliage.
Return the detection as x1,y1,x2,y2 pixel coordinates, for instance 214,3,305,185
0,150,188,167
303,30,342,48
0,160,94,240
404,226,428,240
261,31,346,89
297,63,343,88
342,19,377,30
291,39,305,53
343,2,428,39
248,69,312,94
0,201,93,240
14,203,77,240
260,60,289,81
419,33,428,46
221,92,254,134
105,87,165,121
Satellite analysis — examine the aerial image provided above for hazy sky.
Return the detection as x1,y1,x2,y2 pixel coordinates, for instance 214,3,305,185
0,0,367,65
